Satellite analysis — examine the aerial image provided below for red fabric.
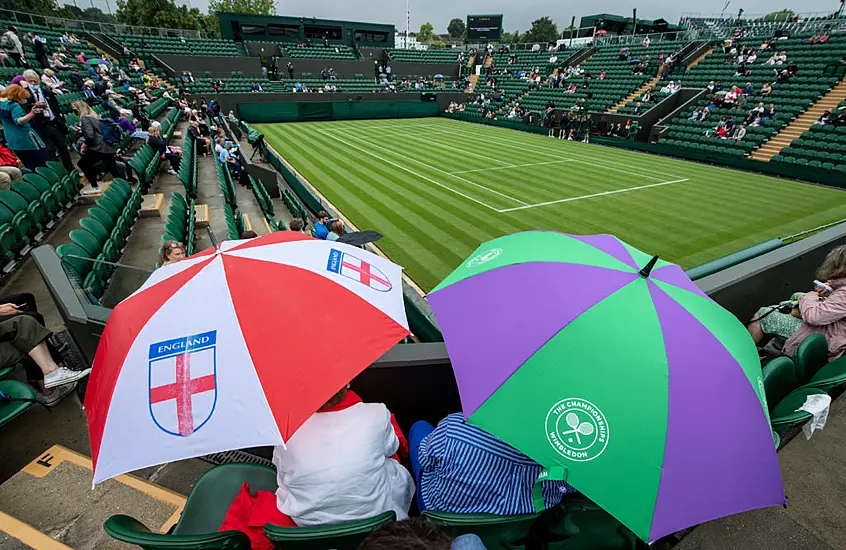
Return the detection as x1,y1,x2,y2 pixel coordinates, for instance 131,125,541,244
321,390,408,462
220,482,295,550
0,143,20,167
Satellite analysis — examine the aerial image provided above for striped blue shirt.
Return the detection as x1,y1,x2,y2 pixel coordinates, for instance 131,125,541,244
418,413,573,515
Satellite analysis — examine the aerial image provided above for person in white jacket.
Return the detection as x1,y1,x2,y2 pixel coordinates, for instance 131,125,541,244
272,385,415,525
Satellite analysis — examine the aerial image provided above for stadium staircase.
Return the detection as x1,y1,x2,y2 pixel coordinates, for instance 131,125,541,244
484,55,493,68
468,74,479,91
608,66,664,113
685,47,713,69
750,79,846,161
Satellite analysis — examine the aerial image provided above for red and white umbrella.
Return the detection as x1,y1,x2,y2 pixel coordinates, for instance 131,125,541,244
85,232,409,484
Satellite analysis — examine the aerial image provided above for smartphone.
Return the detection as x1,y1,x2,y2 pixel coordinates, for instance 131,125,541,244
814,280,833,294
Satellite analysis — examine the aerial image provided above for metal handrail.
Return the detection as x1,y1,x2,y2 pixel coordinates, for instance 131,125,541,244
0,8,207,39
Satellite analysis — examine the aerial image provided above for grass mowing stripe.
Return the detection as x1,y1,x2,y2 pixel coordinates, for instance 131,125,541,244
333,131,530,207
257,118,846,290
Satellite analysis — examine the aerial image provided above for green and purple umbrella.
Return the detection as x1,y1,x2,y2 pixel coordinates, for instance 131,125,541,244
427,231,784,542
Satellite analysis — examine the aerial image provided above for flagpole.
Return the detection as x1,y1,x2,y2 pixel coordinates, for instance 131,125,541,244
406,0,410,49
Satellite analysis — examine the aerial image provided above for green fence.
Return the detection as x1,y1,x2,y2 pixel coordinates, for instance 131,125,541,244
238,100,440,123
440,111,549,135
260,138,443,342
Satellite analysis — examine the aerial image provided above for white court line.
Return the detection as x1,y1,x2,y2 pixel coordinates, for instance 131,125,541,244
413,121,682,181
334,131,530,206
311,129,502,212
451,159,575,175
498,178,692,213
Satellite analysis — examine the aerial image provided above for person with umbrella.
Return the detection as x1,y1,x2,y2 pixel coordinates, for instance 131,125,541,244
427,231,785,543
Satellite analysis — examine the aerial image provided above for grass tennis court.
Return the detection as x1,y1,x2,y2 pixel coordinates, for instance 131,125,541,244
256,117,846,291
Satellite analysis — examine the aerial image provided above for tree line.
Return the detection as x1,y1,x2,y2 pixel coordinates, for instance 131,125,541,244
416,16,572,45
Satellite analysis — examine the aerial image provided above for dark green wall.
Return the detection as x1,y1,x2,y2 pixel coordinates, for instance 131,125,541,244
217,13,395,48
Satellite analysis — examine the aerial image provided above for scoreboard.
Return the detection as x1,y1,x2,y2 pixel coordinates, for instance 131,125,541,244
466,14,503,41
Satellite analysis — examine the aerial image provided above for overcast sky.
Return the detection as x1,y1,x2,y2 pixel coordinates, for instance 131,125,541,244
78,0,842,34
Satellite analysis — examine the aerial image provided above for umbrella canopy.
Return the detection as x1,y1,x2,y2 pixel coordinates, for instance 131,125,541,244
85,232,409,484
427,231,784,542
88,59,101,65
337,230,383,247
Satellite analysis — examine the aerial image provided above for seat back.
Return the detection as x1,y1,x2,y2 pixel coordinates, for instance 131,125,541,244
104,515,251,550
762,357,799,412
265,511,396,549
173,463,277,536
69,229,103,258
794,333,829,383
88,207,116,232
80,217,110,245
423,509,540,550
0,380,36,429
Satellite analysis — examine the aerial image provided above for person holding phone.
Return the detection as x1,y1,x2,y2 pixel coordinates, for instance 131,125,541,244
780,246,846,361
0,84,50,170
0,293,43,325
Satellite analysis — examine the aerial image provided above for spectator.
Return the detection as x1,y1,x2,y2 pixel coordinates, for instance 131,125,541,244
68,69,84,88
49,53,70,71
0,316,89,405
0,84,50,171
148,124,180,176
30,32,48,68
218,141,241,180
239,231,257,240
642,36,650,47
690,107,703,120
819,31,830,44
74,100,121,193
1,26,24,67
313,211,337,240
760,82,772,96
326,220,345,241
22,70,73,171
411,413,571,514
0,142,22,190
814,111,832,126
733,123,747,140
808,32,820,44
158,240,186,267
288,218,307,233
187,120,210,156
250,81,264,92
287,61,295,79
271,384,415,525
743,82,753,95
750,246,846,360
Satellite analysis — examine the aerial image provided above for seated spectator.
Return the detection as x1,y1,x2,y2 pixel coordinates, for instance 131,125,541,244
760,82,772,96
313,211,338,240
187,120,210,156
39,68,64,94
0,315,91,396
359,518,484,550
814,111,832,126
158,240,185,267
746,51,757,64
411,413,571,515
750,245,846,360
700,107,711,121
705,81,716,93
272,384,415,525
147,124,180,176
118,109,148,140
250,82,264,92
288,218,307,233
733,123,747,140
819,31,830,43
763,103,776,122
808,33,820,44
742,82,754,95
690,108,703,120
49,53,70,71
219,142,241,180
239,231,257,239
326,220,345,241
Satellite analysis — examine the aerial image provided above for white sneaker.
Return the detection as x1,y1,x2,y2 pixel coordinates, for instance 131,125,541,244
80,186,100,196
167,169,177,175
44,366,92,389
36,382,77,407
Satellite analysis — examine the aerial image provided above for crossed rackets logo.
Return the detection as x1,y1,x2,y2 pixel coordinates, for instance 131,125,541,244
545,398,609,462
466,247,502,268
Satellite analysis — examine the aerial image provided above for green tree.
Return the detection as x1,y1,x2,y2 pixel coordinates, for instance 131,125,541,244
447,18,466,40
501,30,523,44
14,0,61,16
417,22,434,42
764,10,794,22
81,7,118,23
206,0,275,34
116,0,205,30
525,16,559,43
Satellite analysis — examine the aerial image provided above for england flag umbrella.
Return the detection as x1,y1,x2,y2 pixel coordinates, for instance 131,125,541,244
85,232,409,484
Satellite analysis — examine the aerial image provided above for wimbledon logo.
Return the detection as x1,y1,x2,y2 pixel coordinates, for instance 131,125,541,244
546,398,609,462
466,247,502,268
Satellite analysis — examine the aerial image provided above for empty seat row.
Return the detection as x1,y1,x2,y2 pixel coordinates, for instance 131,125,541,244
161,192,196,258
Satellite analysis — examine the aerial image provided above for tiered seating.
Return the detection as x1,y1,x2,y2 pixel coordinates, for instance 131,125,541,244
113,34,245,57
177,132,198,200
764,333,846,435
489,50,553,73
772,101,846,173
173,76,269,94
247,175,282,231
144,97,171,119
0,162,80,268
616,86,674,116
56,179,141,300
161,192,196,256
463,76,534,117
129,107,180,190
387,49,461,63
216,156,245,240
282,44,356,59
0,20,100,65
659,34,846,156
278,185,308,224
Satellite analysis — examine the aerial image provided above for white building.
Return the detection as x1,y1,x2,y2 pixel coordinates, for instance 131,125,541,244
394,31,428,50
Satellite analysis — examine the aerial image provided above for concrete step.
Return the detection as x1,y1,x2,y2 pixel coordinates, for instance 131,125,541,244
140,193,165,219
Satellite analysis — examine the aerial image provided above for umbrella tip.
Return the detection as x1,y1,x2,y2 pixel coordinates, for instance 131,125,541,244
638,255,659,278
